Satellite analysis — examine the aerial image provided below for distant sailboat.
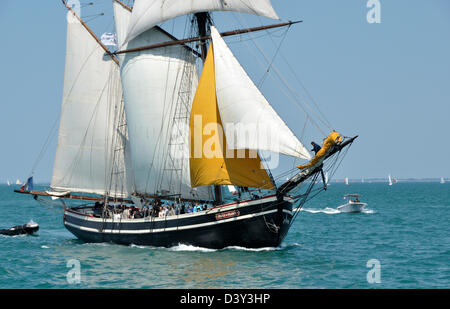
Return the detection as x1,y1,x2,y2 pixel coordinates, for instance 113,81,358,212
16,179,22,185
345,177,349,185
441,177,446,184
7,180,11,186
388,174,393,186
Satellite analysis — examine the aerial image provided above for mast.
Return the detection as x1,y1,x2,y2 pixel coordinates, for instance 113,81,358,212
194,12,212,62
193,12,223,204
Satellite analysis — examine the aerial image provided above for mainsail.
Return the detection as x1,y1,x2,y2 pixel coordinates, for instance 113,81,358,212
51,14,128,197
118,4,213,200
125,0,280,43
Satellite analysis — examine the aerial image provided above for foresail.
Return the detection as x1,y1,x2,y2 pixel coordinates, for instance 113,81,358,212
51,17,129,197
120,25,213,201
125,0,279,43
210,26,312,160
189,44,274,189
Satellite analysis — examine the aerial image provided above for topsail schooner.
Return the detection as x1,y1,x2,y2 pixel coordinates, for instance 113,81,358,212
16,0,357,249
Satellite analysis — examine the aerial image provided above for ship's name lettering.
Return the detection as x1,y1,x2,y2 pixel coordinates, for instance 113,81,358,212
215,210,240,221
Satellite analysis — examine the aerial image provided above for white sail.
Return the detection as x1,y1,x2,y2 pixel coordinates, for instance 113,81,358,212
345,177,349,185
210,26,311,160
113,1,132,48
125,0,279,43
388,174,392,186
51,16,128,197
440,177,445,184
120,24,212,200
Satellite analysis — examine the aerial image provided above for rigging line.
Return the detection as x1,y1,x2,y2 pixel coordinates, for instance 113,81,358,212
278,52,333,130
29,116,59,177
257,27,289,88
143,57,176,194
232,13,331,135
155,53,190,194
288,114,310,174
144,42,189,195
157,17,199,197
156,51,186,193
164,47,195,195
225,28,286,45
164,39,194,191
289,173,320,226
254,16,334,130
105,67,126,198
158,50,191,194
82,13,105,23
229,14,326,137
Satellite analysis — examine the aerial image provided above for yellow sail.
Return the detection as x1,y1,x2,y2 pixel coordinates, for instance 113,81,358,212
189,44,274,189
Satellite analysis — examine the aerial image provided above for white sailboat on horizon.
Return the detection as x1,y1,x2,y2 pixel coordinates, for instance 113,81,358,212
388,174,393,186
441,177,446,184
345,177,349,185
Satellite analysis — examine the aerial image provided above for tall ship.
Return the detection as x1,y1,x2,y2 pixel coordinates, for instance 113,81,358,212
16,0,356,249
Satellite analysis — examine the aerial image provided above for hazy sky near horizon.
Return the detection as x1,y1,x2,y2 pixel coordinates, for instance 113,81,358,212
0,0,449,184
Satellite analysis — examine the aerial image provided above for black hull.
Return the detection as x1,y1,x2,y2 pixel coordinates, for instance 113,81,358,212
64,195,294,249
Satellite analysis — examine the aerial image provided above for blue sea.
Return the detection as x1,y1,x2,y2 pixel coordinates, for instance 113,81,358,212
0,182,448,289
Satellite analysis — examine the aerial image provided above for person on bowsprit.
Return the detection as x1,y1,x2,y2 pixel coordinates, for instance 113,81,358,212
310,141,322,155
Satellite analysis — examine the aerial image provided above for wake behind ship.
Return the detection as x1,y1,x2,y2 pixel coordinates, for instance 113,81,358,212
16,0,356,249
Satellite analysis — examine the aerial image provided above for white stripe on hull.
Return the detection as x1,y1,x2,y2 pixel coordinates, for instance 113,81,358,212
65,195,292,224
65,209,293,235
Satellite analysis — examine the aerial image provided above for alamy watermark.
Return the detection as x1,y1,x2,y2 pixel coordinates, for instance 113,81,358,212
367,0,382,24
66,259,81,284
366,259,381,284
174,116,282,169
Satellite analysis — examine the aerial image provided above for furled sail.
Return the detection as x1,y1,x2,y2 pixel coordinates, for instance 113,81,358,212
120,18,213,200
189,44,274,189
51,16,128,197
210,26,312,160
125,0,279,43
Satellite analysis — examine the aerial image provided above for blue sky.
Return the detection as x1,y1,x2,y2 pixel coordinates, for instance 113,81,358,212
1,0,449,184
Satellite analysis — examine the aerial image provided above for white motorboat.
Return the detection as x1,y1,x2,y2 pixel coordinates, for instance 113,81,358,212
337,194,367,213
